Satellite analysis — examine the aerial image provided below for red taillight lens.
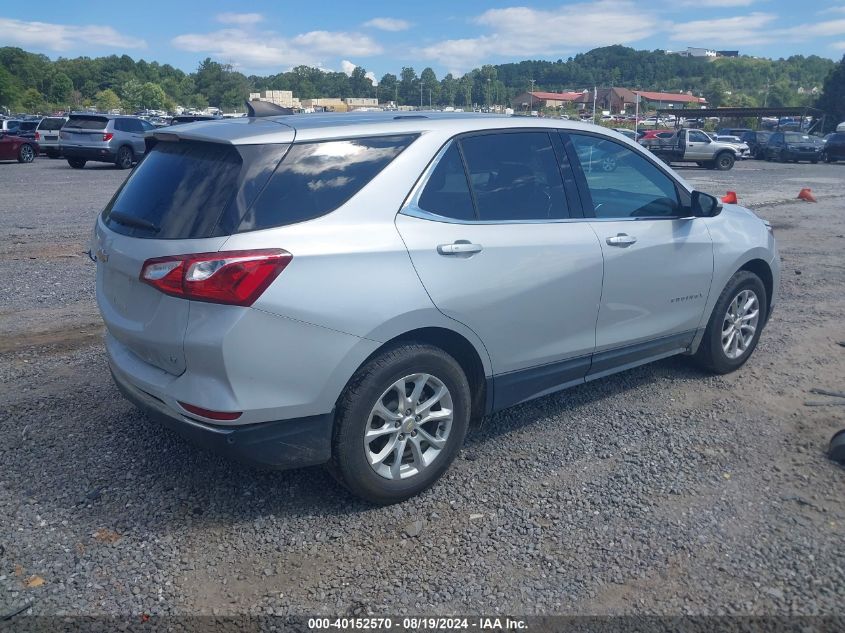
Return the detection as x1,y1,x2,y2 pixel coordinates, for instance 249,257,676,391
178,402,242,421
103,132,114,141
34,132,40,141
140,249,291,306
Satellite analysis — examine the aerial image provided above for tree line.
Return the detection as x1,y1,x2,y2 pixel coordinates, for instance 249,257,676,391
0,45,841,124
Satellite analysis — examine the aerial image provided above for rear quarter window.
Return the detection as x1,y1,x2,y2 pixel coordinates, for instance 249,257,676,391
237,134,417,232
37,118,66,131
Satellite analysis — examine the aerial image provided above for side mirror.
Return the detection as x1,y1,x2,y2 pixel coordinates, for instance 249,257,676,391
691,190,722,217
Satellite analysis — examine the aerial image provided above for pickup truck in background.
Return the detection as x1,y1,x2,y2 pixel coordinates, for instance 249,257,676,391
642,128,740,170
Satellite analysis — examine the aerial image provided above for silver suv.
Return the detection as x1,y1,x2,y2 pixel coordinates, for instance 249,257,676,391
92,113,780,504
61,114,154,169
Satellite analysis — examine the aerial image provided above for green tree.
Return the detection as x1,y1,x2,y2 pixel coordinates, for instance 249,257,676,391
50,72,73,105
95,88,122,112
817,54,845,131
399,67,418,106
703,78,728,108
120,78,144,110
0,65,21,112
420,67,439,107
139,82,167,109
378,73,398,103
21,87,44,112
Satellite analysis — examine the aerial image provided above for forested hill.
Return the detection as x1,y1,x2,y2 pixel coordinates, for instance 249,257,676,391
0,44,836,113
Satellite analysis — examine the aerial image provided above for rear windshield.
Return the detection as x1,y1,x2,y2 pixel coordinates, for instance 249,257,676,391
102,134,416,239
103,140,286,239
66,116,108,130
19,121,39,131
38,118,66,131
784,133,812,143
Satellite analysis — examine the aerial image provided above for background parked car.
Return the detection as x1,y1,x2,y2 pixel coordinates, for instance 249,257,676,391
35,116,67,158
740,130,773,159
717,127,753,138
714,135,751,159
822,132,845,163
0,131,38,163
765,132,824,164
637,129,675,148
60,114,155,169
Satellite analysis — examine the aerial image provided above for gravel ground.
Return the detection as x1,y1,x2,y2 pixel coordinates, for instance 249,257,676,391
1,157,844,620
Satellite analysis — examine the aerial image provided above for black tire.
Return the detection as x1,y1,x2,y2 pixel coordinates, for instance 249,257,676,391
692,270,768,375
715,152,735,171
779,150,787,163
46,149,60,159
115,146,133,170
17,144,35,163
811,160,818,164
330,343,471,504
67,158,86,169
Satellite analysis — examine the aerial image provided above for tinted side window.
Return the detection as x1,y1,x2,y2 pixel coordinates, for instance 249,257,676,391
240,134,416,231
459,132,568,221
688,131,710,143
114,119,127,132
417,143,475,221
568,133,680,219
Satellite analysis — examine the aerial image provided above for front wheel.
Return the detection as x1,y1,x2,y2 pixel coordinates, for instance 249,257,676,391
17,144,35,163
67,158,86,169
692,270,768,374
330,343,471,504
715,152,735,171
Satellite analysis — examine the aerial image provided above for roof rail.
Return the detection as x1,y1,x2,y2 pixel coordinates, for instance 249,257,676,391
245,100,295,117
393,114,428,120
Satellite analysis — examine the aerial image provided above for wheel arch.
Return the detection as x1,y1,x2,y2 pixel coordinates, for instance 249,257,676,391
738,258,774,317
345,326,490,424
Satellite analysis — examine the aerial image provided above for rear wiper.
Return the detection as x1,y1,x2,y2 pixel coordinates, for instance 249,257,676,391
108,211,161,233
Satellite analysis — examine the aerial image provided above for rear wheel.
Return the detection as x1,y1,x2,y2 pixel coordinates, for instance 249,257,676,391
17,144,35,163
692,270,767,374
115,146,133,170
67,158,86,169
330,343,471,504
46,149,60,159
715,152,735,171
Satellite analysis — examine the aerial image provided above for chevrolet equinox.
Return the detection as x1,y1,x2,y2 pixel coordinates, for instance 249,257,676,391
92,113,780,503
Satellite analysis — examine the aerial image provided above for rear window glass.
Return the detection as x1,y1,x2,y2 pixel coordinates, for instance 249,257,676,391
239,134,416,231
19,121,39,131
418,143,475,221
102,141,287,239
38,118,65,131
785,133,812,142
66,116,108,130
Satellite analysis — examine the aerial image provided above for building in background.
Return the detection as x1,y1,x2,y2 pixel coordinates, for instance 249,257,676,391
669,47,718,58
510,91,583,110
300,97,347,112
248,90,301,109
343,97,379,110
635,91,707,109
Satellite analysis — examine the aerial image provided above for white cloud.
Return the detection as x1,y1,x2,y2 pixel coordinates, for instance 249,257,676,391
0,18,145,51
215,12,264,25
419,1,658,73
677,0,756,6
291,31,382,56
669,12,778,45
834,41,845,49
780,18,845,38
366,71,378,85
819,5,845,14
364,17,411,31
172,28,381,70
340,59,356,75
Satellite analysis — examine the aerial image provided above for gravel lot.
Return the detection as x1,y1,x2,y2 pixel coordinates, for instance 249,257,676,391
1,156,844,620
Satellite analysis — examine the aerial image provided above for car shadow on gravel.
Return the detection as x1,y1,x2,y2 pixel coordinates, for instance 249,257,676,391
5,355,708,529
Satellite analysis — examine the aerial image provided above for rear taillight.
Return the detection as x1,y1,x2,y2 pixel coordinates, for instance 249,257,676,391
103,132,114,141
140,249,291,306
34,132,40,141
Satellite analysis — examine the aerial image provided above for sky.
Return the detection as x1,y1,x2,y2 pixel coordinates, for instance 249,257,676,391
2,0,844,80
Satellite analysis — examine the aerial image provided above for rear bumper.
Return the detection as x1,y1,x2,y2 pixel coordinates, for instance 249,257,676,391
111,365,334,469
62,145,116,162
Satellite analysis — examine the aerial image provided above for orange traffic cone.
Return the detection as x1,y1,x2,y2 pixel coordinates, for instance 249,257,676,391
721,191,738,204
797,188,817,202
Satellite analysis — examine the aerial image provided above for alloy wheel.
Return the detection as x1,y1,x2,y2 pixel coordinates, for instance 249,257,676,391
19,145,34,163
364,373,454,480
721,289,759,360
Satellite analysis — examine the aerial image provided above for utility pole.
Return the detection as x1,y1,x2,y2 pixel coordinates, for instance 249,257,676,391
420,82,423,109
529,78,535,114
592,86,598,123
